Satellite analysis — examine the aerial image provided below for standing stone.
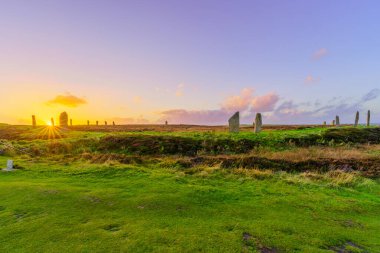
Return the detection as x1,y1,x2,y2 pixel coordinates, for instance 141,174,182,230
367,110,371,127
113,121,115,126
5,160,13,171
335,116,340,126
354,111,359,127
228,112,240,133
323,121,326,126
254,113,262,133
51,118,55,127
59,112,69,127
165,121,168,126
32,115,36,127
332,120,335,126
105,121,108,126
87,120,90,126
96,121,99,126
70,119,73,126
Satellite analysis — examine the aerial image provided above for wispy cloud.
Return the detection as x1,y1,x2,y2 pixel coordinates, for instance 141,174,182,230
46,93,87,107
312,48,328,60
175,83,185,97
133,96,143,104
251,93,279,112
304,75,320,85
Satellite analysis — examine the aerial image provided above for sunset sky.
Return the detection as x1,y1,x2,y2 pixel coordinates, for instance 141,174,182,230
0,0,379,125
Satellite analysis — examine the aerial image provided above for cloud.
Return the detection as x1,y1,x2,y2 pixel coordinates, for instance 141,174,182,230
175,83,185,97
221,88,254,112
110,116,150,124
312,48,328,60
157,87,379,125
159,88,279,125
267,89,380,124
304,75,320,85
159,109,230,125
133,96,143,104
361,89,380,102
46,93,87,107
251,93,279,112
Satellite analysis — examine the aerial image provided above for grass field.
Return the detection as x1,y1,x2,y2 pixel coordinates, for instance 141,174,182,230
0,125,379,252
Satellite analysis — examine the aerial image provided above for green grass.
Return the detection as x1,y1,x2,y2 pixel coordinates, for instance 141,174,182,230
1,126,380,252
0,156,379,252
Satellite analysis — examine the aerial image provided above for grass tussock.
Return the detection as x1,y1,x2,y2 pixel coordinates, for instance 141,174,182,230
282,170,375,187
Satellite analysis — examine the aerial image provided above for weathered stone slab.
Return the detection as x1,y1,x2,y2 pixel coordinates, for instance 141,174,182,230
59,112,68,127
228,112,240,133
254,113,262,133
367,110,371,127
354,111,359,127
32,115,36,127
335,116,340,126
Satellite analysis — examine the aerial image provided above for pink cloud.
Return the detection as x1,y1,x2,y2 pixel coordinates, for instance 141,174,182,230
312,48,328,60
159,109,229,125
304,75,320,84
158,88,280,125
221,88,254,112
251,93,279,112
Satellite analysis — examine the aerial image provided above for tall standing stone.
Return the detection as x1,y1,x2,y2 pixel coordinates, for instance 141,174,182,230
354,111,359,127
87,120,90,126
32,115,36,127
228,112,240,133
367,110,371,127
254,113,262,133
96,121,99,126
59,112,69,127
70,119,73,126
113,121,115,126
51,118,55,127
335,116,340,126
323,121,326,126
332,120,335,126
105,121,108,126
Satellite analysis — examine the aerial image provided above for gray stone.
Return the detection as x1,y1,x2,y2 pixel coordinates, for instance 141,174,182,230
4,160,14,171
336,116,340,126
59,112,68,127
354,111,359,127
254,113,262,133
32,115,36,127
228,112,240,133
323,121,326,126
367,110,370,127
332,120,335,126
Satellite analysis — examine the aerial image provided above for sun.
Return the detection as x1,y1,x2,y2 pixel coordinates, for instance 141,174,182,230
46,120,52,126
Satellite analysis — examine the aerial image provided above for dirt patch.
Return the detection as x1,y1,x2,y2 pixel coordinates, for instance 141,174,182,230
330,241,368,253
102,224,121,232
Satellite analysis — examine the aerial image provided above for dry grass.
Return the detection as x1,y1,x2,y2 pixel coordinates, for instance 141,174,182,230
282,170,375,187
230,167,274,179
253,145,380,162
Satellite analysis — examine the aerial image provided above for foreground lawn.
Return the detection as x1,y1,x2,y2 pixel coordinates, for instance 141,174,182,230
0,157,379,252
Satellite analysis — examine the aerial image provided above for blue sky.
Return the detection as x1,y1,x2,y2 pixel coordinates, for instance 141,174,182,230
0,0,379,124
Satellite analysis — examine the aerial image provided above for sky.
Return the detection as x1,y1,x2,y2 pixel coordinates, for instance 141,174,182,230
0,0,379,125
